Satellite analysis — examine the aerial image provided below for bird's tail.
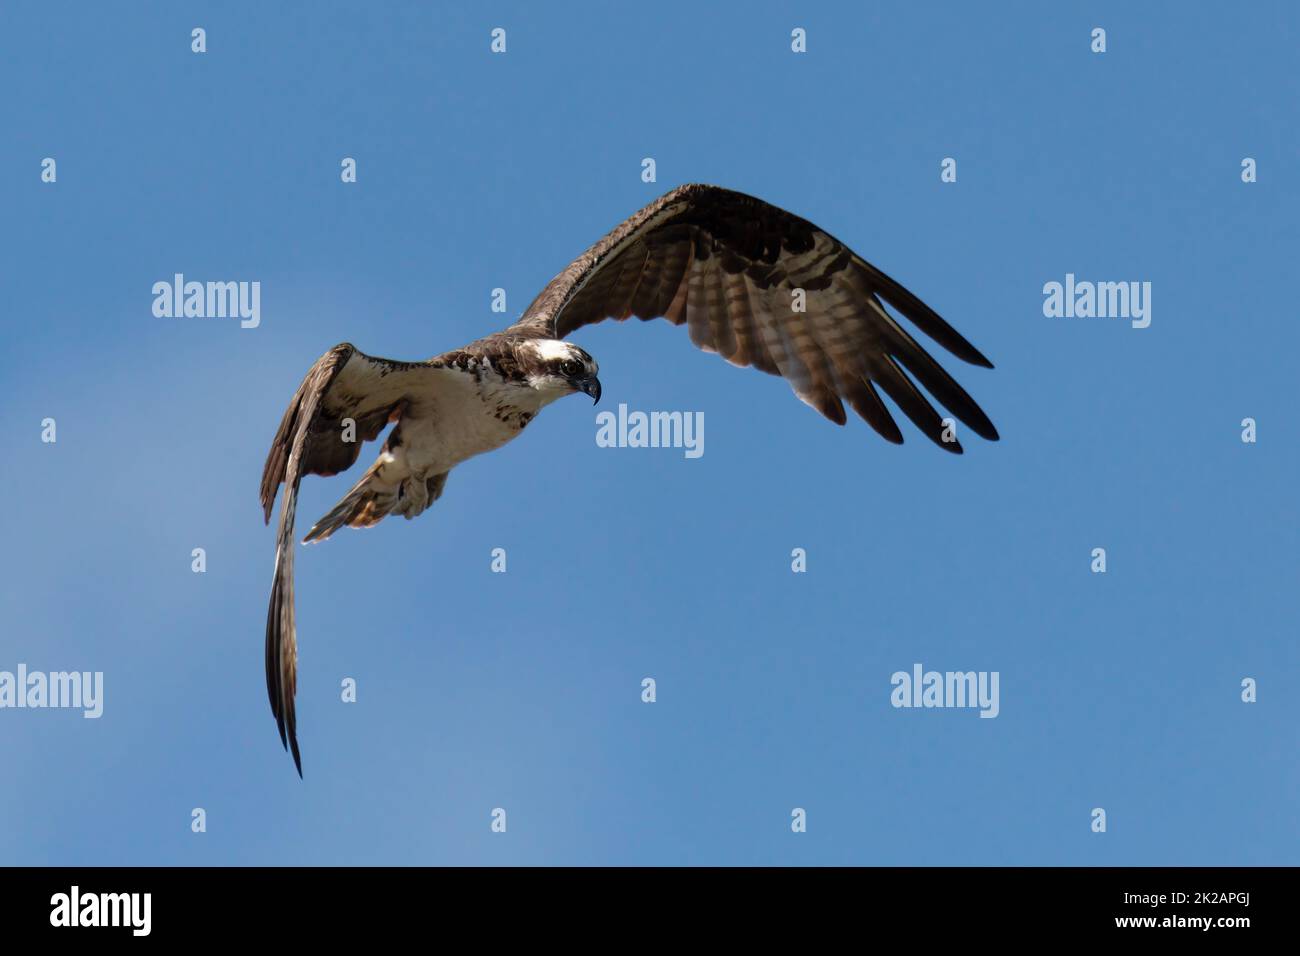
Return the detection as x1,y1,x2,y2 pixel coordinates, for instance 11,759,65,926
302,460,397,544
302,466,448,544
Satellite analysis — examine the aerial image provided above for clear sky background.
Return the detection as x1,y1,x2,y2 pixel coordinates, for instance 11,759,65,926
1,1,1296,865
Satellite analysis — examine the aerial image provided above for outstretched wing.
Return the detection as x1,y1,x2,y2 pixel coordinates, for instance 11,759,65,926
260,343,436,775
512,184,998,451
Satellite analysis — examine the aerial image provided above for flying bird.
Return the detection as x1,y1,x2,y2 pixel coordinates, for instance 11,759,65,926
260,184,1000,774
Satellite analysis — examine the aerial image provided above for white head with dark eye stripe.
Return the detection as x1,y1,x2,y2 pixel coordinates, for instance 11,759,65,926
524,339,602,404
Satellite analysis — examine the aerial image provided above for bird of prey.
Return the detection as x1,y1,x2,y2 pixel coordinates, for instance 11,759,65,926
260,183,999,774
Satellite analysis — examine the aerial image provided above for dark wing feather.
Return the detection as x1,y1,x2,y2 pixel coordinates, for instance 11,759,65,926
260,343,434,775
512,184,998,450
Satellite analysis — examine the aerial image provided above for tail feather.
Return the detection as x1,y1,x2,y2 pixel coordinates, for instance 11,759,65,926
302,469,396,544
303,468,450,544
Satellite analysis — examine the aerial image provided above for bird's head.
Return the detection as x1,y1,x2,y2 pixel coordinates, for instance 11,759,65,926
524,339,601,404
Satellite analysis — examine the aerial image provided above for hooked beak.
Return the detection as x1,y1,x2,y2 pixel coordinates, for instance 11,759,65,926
578,376,602,404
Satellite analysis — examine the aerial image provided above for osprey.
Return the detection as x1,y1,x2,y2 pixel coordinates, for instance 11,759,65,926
260,184,1000,775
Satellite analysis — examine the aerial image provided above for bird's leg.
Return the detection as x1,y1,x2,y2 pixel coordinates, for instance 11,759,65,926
396,473,430,518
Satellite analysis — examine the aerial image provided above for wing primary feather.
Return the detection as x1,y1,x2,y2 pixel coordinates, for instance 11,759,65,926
865,299,1000,441
870,355,964,454
843,375,904,444
855,258,995,369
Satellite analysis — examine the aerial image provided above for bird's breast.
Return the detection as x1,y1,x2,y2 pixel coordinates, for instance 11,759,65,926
412,377,542,473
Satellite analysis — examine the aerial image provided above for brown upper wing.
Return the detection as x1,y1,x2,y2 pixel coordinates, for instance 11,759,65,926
512,184,998,451
260,343,437,775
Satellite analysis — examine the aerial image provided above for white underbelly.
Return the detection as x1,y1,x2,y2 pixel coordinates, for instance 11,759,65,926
400,408,525,475
437,415,522,469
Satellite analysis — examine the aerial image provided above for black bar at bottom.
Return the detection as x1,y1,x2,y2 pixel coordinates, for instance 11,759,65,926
0,866,1273,939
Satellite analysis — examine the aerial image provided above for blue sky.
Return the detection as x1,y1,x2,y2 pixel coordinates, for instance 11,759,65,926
1,1,1296,865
